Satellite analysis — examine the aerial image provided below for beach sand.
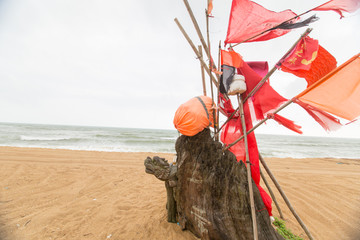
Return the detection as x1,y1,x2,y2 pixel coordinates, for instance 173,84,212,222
0,146,359,240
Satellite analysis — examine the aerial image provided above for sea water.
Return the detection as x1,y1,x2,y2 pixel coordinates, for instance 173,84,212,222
0,122,359,159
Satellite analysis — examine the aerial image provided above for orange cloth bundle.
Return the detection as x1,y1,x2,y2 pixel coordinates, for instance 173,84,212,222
173,96,216,136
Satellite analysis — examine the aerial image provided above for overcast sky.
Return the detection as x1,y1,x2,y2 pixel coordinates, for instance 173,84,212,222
0,0,359,138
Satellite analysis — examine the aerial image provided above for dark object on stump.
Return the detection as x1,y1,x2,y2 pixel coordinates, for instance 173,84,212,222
144,129,283,240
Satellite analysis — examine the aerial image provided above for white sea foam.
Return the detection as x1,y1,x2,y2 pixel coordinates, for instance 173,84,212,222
20,135,73,141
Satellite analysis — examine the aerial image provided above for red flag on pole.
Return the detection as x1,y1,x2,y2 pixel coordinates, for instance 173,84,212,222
312,0,360,18
225,0,298,44
220,101,273,216
280,36,337,87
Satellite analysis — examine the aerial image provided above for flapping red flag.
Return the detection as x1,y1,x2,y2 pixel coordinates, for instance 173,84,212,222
297,54,360,121
225,0,298,44
267,113,303,134
239,61,288,120
294,99,342,131
281,37,319,71
280,37,337,87
312,0,360,18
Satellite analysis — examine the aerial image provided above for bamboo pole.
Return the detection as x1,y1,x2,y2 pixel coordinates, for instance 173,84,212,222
259,168,284,219
216,28,312,138
206,6,217,139
237,93,258,240
215,41,221,141
259,154,314,240
198,45,207,96
182,0,220,76
174,18,219,87
182,0,210,59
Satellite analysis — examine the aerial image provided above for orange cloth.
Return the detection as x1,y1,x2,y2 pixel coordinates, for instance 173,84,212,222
207,0,213,15
221,50,243,68
297,54,360,121
173,96,216,136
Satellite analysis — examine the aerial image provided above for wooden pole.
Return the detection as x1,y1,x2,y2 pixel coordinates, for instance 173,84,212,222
237,93,258,240
198,45,207,96
215,41,221,141
183,0,210,59
182,0,221,76
259,168,284,219
174,18,219,87
259,154,314,240
206,6,217,139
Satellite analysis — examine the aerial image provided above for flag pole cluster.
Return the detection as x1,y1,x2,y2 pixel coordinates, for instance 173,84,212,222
174,1,359,239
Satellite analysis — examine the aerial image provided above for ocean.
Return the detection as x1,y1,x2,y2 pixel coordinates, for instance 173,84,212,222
1,122,359,159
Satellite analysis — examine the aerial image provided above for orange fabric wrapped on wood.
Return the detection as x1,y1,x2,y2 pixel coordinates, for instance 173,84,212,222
173,96,216,136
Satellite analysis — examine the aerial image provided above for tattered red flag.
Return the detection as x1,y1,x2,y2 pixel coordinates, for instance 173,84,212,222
280,36,337,87
239,61,288,120
294,99,342,131
312,0,360,18
225,0,298,44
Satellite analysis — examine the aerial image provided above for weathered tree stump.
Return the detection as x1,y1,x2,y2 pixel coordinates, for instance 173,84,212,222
145,128,283,240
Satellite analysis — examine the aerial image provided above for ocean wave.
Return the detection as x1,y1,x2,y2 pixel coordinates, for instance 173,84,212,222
20,135,73,141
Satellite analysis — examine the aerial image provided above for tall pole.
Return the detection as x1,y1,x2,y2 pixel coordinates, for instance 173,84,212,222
206,5,217,139
237,93,258,240
259,168,284,219
198,45,207,96
183,0,210,59
259,154,314,240
216,41,221,141
174,18,219,87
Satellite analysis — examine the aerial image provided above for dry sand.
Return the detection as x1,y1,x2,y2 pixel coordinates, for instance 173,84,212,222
0,146,359,240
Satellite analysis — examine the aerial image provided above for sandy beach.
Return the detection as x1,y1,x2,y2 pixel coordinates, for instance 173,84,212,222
0,146,359,240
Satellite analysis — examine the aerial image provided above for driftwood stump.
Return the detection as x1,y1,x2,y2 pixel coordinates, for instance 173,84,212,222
145,129,283,240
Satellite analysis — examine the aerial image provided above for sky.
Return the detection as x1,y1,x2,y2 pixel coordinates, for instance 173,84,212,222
0,0,359,138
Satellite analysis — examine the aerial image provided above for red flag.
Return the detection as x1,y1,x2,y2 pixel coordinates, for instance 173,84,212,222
294,99,342,131
239,61,288,120
312,0,360,18
280,37,337,87
267,113,303,134
281,37,319,71
220,101,273,216
225,0,297,44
